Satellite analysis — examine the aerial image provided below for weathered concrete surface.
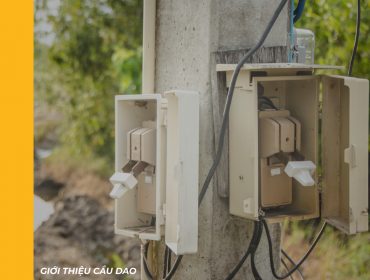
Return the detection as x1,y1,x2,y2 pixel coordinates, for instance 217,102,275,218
217,0,288,50
152,0,289,279
211,47,288,198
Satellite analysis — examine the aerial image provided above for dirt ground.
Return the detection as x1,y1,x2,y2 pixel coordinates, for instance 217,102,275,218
34,161,141,280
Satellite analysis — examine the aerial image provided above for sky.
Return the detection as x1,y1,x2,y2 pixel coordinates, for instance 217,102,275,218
34,0,60,45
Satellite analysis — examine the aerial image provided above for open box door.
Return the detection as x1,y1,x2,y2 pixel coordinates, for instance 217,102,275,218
321,75,369,234
164,90,199,254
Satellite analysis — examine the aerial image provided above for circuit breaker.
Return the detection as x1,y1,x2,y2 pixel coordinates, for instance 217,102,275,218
110,91,199,254
217,63,369,235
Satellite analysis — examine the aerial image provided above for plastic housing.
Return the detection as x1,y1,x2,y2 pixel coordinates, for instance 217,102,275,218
113,91,199,253
216,63,368,235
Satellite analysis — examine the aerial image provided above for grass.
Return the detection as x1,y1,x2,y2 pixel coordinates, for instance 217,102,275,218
108,253,134,280
282,221,370,280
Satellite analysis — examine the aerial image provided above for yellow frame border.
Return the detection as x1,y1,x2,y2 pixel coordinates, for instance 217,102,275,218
0,2,33,278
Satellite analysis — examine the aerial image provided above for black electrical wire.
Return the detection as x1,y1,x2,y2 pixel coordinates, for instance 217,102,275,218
167,248,172,274
163,246,169,278
258,96,279,110
165,255,183,280
144,0,360,277
281,258,294,280
259,95,278,108
262,219,327,279
263,2,363,279
198,0,289,206
259,2,363,280
293,0,307,23
224,221,259,280
162,246,172,277
348,0,361,76
250,221,263,280
281,249,304,280
143,242,154,280
144,251,182,280
144,242,183,280
143,0,289,278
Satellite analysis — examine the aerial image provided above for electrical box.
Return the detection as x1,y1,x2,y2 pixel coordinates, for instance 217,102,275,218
110,91,199,254
217,63,369,235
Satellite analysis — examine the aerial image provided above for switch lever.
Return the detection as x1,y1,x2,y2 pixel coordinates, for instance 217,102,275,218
284,161,316,187
109,172,138,199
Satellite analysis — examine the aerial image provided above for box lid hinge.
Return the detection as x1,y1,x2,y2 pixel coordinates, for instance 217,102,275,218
161,99,168,127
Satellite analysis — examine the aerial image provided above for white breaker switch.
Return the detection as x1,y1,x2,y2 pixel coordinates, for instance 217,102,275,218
285,161,316,187
259,109,303,208
109,121,156,200
109,172,138,199
111,92,199,254
221,63,368,235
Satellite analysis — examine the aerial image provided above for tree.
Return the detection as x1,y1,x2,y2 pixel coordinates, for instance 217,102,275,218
296,0,370,79
35,0,142,161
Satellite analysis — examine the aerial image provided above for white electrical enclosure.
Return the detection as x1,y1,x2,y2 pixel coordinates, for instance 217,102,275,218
164,90,199,254
113,91,199,252
217,63,369,235
115,94,164,240
321,76,369,234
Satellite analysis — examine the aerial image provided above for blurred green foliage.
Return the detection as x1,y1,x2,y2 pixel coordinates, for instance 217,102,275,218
108,253,133,280
284,221,370,279
35,0,370,163
296,0,370,79
290,2,370,279
35,0,142,162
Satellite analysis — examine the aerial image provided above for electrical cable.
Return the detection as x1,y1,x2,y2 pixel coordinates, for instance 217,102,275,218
162,246,172,276
143,0,289,278
224,221,259,280
348,0,361,76
167,248,172,274
258,96,279,110
250,221,263,280
259,101,277,110
198,0,288,206
281,249,304,280
144,242,183,280
163,246,169,278
170,1,360,278
262,219,327,279
281,258,294,280
164,255,183,280
142,0,360,278
293,0,306,23
258,85,278,110
143,242,154,280
267,2,363,279
265,2,363,277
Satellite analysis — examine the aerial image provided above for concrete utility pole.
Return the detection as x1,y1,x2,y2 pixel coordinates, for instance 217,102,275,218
147,0,289,279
